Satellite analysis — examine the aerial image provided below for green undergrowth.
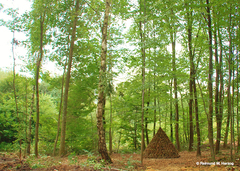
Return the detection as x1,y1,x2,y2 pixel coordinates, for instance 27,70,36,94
79,150,109,170
25,154,62,169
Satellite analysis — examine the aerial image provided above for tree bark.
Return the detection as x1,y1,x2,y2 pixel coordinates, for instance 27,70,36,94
96,0,112,163
59,0,79,156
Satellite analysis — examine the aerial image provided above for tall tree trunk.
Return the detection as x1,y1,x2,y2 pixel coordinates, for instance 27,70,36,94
216,27,224,153
171,31,180,151
228,12,233,160
214,24,222,154
12,29,21,160
206,0,215,160
223,15,233,150
59,0,79,156
27,86,35,155
140,0,146,164
153,32,157,137
96,0,112,163
53,58,67,156
35,15,44,158
237,50,239,153
187,8,194,152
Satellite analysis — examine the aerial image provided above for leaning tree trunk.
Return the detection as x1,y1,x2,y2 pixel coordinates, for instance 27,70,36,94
59,0,79,156
96,0,112,163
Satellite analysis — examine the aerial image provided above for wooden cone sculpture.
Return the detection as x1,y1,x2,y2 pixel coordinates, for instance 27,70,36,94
143,127,180,158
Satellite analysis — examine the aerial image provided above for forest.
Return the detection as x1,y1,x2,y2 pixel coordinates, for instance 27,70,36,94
0,0,240,170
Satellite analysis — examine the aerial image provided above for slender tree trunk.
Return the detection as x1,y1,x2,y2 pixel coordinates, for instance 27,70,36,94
187,8,194,152
215,24,222,154
223,16,233,150
158,98,161,128
134,108,138,150
59,0,79,156
153,34,157,137
109,93,112,154
206,0,215,159
117,130,122,153
228,13,233,160
96,0,112,163
25,80,28,156
171,32,180,151
216,27,224,153
180,92,187,144
231,59,234,161
12,30,21,160
27,86,35,155
237,51,239,153
140,0,146,164
153,64,156,137
170,80,173,142
193,77,201,156
145,117,149,145
53,58,67,156
35,15,44,158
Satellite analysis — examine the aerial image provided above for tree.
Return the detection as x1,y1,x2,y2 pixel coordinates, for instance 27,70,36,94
139,0,146,165
59,0,80,156
96,0,112,163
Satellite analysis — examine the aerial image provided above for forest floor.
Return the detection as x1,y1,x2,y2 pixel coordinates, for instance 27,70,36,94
0,148,240,171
